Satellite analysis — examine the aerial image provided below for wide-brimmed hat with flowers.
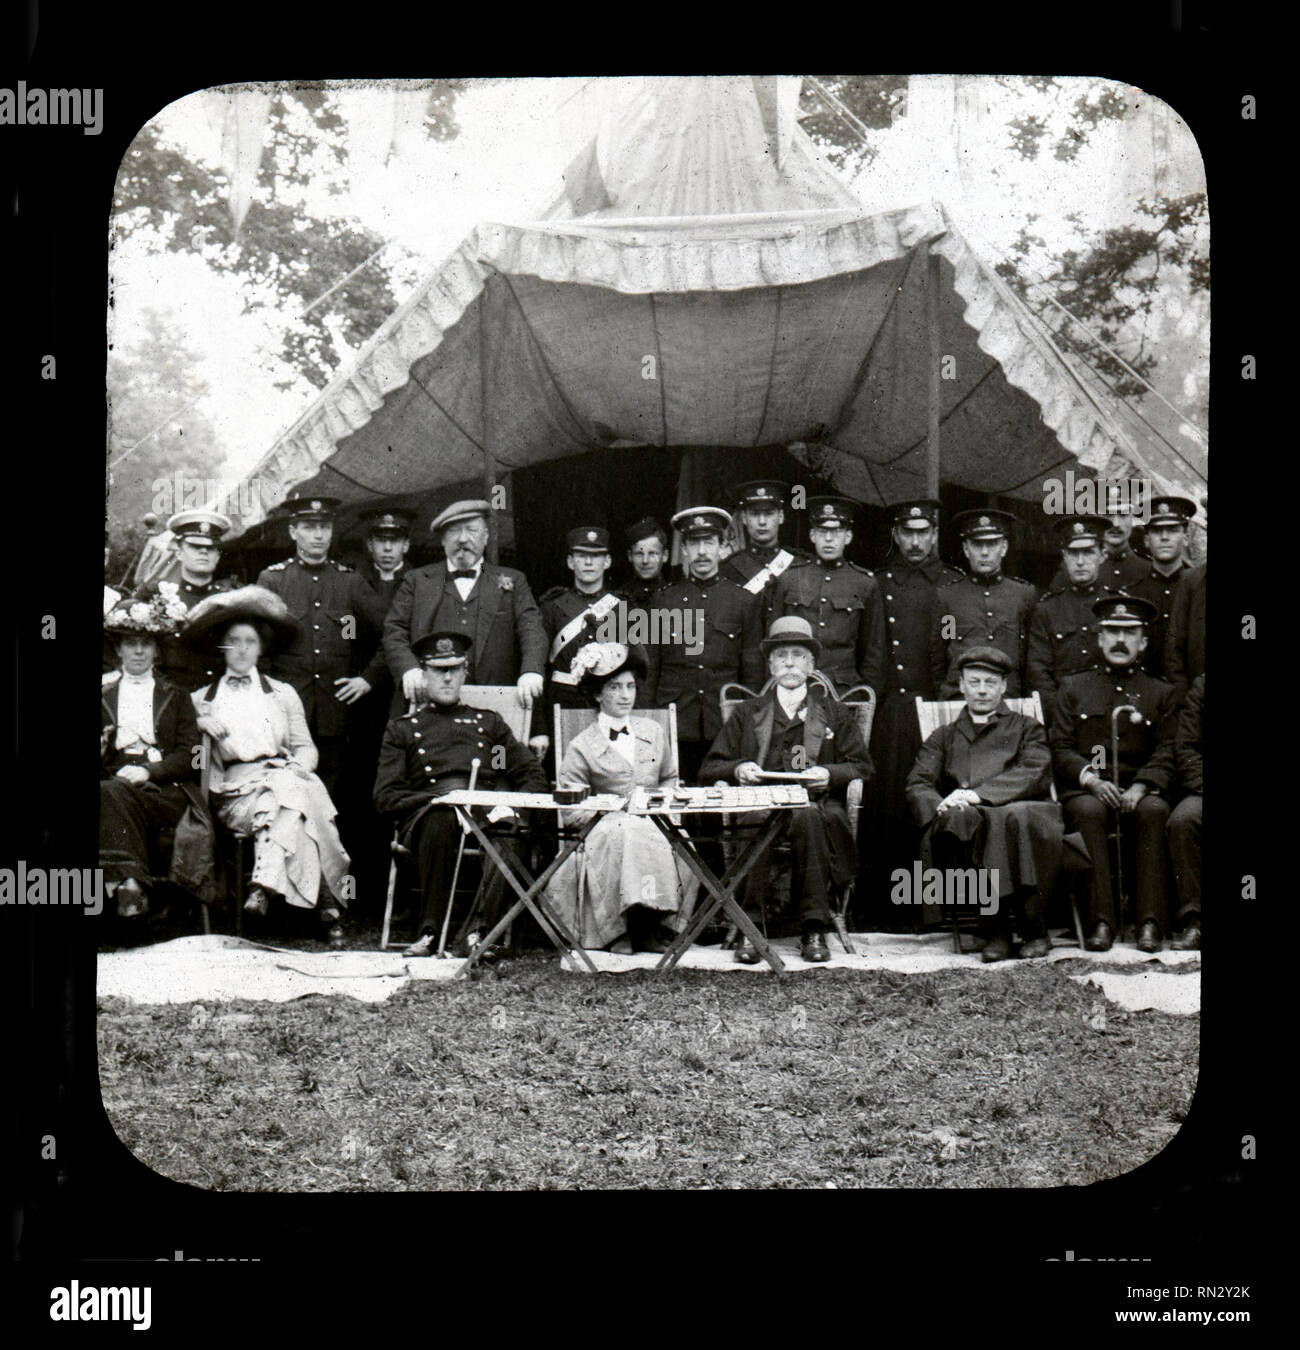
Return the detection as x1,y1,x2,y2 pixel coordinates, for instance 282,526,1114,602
570,641,648,700
179,585,300,655
104,581,189,639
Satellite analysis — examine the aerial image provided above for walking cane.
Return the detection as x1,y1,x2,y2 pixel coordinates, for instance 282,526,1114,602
436,757,480,958
1111,705,1140,943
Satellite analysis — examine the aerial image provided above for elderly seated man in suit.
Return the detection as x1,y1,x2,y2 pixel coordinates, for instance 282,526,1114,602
700,615,873,964
905,646,1063,962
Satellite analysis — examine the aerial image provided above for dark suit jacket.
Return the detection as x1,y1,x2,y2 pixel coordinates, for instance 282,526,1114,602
1164,563,1206,703
904,704,1052,828
383,561,547,694
699,684,873,797
101,672,200,783
1176,674,1204,796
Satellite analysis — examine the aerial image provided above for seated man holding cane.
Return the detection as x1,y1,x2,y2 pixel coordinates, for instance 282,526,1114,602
373,630,548,958
904,646,1062,962
700,616,873,965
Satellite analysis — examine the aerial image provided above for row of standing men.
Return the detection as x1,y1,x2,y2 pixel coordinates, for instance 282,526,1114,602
120,481,1205,941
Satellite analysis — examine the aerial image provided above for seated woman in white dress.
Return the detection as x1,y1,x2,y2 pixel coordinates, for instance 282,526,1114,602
181,586,351,947
543,643,698,954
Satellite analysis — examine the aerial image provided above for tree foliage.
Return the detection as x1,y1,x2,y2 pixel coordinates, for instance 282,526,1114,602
112,84,466,390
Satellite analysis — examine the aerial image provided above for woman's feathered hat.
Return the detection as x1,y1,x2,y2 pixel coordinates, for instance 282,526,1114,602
180,585,300,655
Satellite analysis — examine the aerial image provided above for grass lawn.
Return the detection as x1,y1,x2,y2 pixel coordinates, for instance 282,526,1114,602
98,953,1198,1191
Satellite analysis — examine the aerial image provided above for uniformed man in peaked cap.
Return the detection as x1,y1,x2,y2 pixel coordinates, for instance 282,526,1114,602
1128,495,1197,679
256,494,365,796
934,509,1037,698
645,507,763,784
1049,594,1179,953
861,499,964,925
721,481,810,630
540,526,628,727
372,630,549,957
141,508,238,692
1052,499,1150,594
1026,515,1110,727
772,495,885,698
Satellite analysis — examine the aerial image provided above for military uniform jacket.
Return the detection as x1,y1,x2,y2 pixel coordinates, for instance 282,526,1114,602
1050,544,1149,594
540,584,627,705
644,575,762,743
138,575,239,693
1026,579,1104,723
935,571,1037,698
1176,673,1203,796
904,704,1052,827
721,545,810,628
1163,563,1205,703
1049,666,1178,800
772,558,885,696
350,560,408,690
871,554,964,703
372,700,549,825
617,578,666,614
699,684,873,798
1128,559,1191,680
256,557,359,738
383,561,547,693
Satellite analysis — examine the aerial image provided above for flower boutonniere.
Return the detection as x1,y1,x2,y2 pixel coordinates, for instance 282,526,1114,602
496,574,514,592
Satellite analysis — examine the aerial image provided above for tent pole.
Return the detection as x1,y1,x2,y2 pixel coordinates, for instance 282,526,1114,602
481,276,499,565
926,247,942,499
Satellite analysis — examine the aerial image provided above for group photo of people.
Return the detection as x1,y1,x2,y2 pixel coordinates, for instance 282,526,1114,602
101,480,1205,967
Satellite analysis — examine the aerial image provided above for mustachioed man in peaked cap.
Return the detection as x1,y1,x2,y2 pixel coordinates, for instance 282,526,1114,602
255,493,363,797
1049,593,1180,955
372,629,549,957
771,495,886,700
382,498,548,719
643,507,763,785
933,509,1037,700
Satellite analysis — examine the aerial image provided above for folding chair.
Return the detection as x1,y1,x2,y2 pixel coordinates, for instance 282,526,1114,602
717,673,874,955
913,692,1085,953
379,685,534,951
551,703,680,947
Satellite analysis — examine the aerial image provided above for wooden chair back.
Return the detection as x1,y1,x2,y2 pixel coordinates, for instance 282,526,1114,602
458,684,533,744
913,692,1055,801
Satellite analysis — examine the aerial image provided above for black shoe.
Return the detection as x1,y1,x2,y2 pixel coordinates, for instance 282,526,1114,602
243,887,270,918
326,923,346,950
637,932,673,955
800,930,830,963
734,940,762,965
1170,917,1201,951
981,933,1014,963
1084,921,1113,952
1018,935,1052,960
1136,920,1162,953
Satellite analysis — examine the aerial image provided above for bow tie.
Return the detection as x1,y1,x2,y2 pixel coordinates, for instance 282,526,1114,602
448,569,477,581
608,725,629,740
226,674,253,688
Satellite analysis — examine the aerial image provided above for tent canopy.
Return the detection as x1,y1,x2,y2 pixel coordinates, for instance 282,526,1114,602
227,77,1202,541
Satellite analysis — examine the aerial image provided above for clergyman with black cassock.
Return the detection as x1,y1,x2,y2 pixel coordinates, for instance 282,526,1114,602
372,629,549,958
256,493,368,797
1050,594,1179,954
101,588,210,921
905,646,1062,962
699,616,873,965
860,498,963,927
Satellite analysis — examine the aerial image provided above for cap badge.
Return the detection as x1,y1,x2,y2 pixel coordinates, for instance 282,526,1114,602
978,515,990,527
586,531,597,542
436,637,453,655
909,506,922,517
